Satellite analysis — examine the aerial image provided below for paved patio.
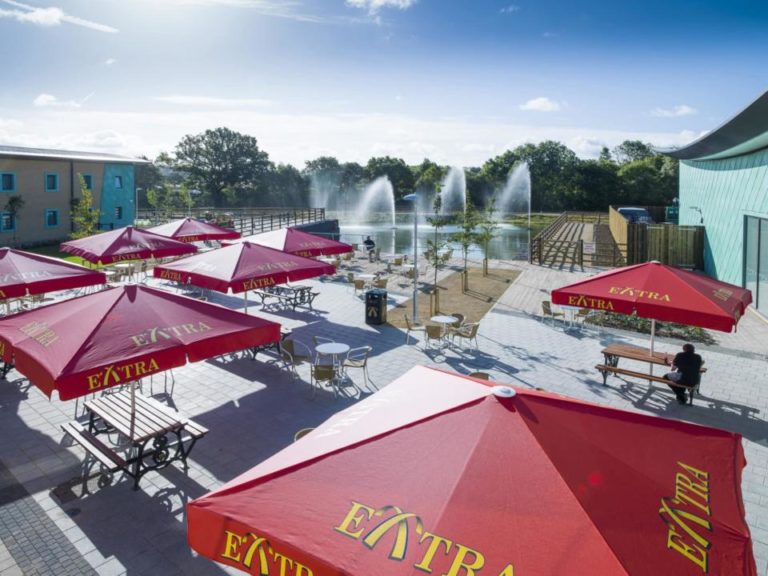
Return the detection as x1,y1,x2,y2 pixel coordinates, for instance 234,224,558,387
0,259,766,575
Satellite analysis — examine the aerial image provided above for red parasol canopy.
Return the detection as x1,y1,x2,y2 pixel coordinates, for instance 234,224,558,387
187,366,755,575
152,242,335,294
551,261,752,333
146,218,241,243
223,227,353,257
0,248,106,299
0,284,280,401
60,226,197,264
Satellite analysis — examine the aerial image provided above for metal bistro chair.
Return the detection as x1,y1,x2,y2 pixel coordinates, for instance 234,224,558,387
353,279,367,297
293,427,315,442
374,277,388,290
404,314,426,344
312,335,335,347
280,339,313,380
343,346,374,391
424,325,444,349
311,363,339,397
541,300,565,326
450,322,480,349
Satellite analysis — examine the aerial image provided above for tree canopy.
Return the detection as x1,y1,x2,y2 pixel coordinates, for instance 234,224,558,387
153,127,679,213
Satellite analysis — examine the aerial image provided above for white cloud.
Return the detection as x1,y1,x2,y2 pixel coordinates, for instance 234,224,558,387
0,0,117,32
154,95,272,107
519,97,561,112
33,93,93,108
568,136,608,158
104,58,117,65
0,106,703,168
650,104,698,118
128,0,356,24
500,4,519,14
346,0,417,14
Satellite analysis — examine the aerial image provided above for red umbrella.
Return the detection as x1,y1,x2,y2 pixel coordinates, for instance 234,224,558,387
152,242,334,310
0,284,280,401
0,248,105,299
60,226,197,264
187,366,755,575
146,217,241,243
551,261,752,333
224,227,353,257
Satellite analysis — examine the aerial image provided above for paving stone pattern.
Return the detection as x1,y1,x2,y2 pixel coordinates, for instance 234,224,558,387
0,263,766,575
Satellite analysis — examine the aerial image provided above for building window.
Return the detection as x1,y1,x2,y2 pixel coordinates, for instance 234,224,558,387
744,215,768,315
114,206,123,220
1,173,15,192
81,174,93,190
45,209,60,228
114,175,123,189
0,212,15,232
45,172,59,192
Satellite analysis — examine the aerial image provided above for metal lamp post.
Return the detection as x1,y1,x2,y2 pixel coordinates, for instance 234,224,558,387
403,193,419,323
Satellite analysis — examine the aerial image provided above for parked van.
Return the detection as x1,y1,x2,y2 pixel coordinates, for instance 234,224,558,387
617,207,654,224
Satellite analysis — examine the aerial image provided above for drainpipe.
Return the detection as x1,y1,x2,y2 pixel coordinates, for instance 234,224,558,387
69,161,75,232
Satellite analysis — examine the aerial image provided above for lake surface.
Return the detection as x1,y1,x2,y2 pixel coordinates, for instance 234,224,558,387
338,220,537,261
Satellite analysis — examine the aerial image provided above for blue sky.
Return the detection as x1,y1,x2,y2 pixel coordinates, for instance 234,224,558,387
1,0,767,166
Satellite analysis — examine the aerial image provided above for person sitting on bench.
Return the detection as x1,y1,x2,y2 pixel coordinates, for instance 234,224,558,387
663,343,703,405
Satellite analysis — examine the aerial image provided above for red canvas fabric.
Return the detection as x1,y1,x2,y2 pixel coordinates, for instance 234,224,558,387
60,226,197,264
0,285,280,400
152,242,335,293
551,261,753,332
187,366,755,576
147,218,241,243
224,227,353,257
0,248,105,299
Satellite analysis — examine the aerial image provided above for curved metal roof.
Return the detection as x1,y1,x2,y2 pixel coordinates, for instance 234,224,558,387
0,145,149,163
660,89,768,161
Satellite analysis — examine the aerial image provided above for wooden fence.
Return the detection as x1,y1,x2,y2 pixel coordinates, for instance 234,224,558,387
136,207,326,236
609,206,704,268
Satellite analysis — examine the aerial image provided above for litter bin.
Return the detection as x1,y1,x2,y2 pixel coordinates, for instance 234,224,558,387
365,288,387,325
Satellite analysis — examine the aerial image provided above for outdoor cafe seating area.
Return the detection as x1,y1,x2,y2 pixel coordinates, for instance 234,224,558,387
0,226,763,575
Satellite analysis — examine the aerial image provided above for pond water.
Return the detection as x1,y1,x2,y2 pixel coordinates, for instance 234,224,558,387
338,219,538,261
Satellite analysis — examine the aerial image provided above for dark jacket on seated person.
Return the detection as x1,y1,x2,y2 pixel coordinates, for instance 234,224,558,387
672,348,703,386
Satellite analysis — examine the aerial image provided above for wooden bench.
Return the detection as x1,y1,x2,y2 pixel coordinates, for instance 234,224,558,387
595,364,698,405
61,421,126,474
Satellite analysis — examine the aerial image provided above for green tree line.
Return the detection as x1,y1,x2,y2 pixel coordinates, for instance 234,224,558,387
137,127,678,213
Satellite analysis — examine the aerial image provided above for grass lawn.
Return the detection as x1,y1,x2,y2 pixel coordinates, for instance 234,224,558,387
21,243,93,267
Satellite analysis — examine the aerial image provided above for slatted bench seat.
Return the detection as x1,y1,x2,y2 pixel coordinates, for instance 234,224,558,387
62,421,126,473
595,364,698,405
182,418,208,439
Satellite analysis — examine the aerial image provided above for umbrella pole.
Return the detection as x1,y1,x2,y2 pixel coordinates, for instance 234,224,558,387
244,291,248,313
130,381,136,439
650,319,656,376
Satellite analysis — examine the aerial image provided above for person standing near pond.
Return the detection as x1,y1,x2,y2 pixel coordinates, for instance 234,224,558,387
663,343,704,405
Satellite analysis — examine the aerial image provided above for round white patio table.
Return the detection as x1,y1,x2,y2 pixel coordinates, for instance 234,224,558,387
356,273,376,280
114,262,136,282
559,305,580,329
431,315,459,344
315,342,351,367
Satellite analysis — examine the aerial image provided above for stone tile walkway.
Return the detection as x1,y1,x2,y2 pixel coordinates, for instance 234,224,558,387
0,261,766,575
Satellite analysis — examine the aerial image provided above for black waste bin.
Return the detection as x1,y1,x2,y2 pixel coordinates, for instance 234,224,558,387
365,288,387,325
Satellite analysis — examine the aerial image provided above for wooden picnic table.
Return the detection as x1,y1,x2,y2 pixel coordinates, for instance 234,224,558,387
62,388,208,489
597,343,706,405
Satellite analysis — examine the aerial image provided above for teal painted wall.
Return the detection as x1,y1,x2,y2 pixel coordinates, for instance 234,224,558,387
679,148,768,285
99,164,135,230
